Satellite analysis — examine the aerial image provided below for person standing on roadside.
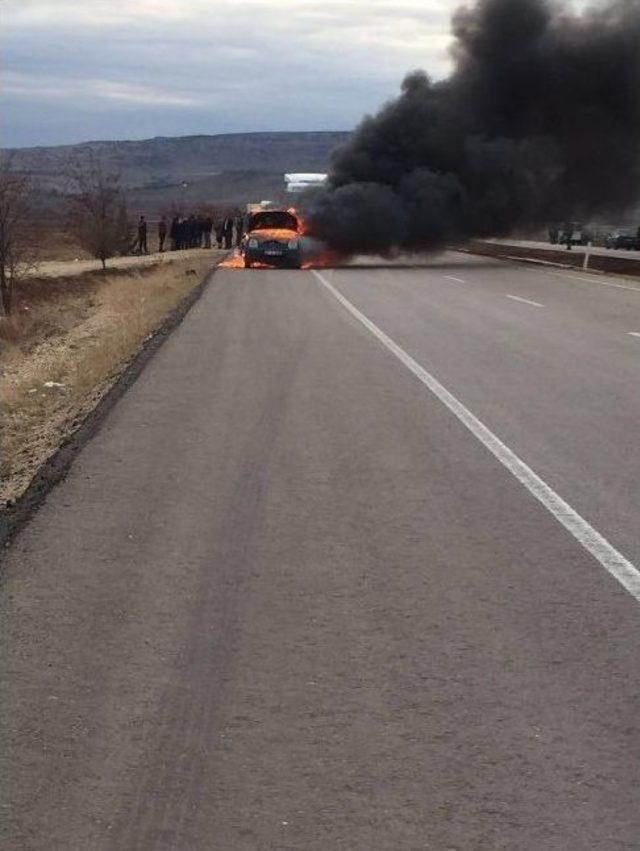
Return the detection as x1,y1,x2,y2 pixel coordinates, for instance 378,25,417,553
197,215,206,248
563,221,573,251
158,215,168,252
203,216,213,249
215,219,224,249
223,216,234,250
235,215,244,248
170,215,180,251
186,214,196,249
137,216,148,254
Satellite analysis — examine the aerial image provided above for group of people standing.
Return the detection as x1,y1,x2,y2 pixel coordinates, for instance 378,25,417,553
168,214,214,251
214,216,245,251
135,213,245,255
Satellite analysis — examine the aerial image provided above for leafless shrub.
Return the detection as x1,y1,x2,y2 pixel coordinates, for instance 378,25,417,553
0,155,36,316
68,160,133,270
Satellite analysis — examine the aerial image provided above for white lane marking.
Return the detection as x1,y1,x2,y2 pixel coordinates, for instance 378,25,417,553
506,294,545,308
628,332,640,338
550,272,640,293
444,275,467,284
313,270,640,604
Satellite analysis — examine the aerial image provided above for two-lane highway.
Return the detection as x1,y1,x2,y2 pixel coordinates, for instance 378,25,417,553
2,254,640,850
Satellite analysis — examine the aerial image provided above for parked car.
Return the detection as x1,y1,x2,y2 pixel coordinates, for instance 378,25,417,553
605,230,639,250
242,210,303,269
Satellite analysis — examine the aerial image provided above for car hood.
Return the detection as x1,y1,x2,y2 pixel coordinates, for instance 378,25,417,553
247,228,299,241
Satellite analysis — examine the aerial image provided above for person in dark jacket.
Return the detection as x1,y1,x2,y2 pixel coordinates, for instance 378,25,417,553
158,215,168,252
235,216,244,248
196,216,205,248
137,216,148,254
187,214,197,248
215,220,224,249
223,216,234,250
176,217,186,250
169,215,180,251
203,216,213,249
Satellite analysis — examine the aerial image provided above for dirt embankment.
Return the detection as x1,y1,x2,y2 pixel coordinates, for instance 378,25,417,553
1,252,223,504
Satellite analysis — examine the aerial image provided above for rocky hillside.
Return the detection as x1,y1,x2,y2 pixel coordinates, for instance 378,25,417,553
7,132,348,203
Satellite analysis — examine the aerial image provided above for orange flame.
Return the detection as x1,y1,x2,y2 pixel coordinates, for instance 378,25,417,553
219,251,245,268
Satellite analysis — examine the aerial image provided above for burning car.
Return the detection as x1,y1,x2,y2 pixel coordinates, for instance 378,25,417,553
242,209,303,269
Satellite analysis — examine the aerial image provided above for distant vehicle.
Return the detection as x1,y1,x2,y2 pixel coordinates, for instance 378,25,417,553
285,173,328,194
246,201,276,214
242,209,303,269
553,223,593,246
605,230,639,250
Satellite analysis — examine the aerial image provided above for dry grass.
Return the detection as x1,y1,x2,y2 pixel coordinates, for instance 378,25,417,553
31,226,92,262
1,255,216,503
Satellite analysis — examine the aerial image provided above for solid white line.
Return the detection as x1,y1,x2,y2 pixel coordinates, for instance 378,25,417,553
312,269,640,604
506,294,545,308
444,276,467,284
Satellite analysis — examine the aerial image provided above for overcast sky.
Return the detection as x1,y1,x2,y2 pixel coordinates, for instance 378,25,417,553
1,0,463,148
2,0,593,149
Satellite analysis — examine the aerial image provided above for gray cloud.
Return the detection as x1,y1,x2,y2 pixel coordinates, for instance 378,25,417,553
1,0,589,147
1,0,457,146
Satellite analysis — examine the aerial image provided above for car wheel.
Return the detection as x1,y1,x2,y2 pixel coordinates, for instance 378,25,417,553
244,259,252,268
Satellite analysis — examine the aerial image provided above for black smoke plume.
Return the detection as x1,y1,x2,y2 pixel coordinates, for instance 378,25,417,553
303,0,640,255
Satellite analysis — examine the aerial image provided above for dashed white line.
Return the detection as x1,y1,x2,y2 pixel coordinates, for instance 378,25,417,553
313,269,640,605
551,272,640,293
444,275,467,284
506,294,545,308
628,332,640,339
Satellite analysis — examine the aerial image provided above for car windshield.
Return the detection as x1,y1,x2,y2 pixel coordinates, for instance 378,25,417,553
248,211,298,232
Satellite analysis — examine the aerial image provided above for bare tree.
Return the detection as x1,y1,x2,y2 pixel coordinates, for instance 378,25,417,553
68,162,133,270
0,156,33,316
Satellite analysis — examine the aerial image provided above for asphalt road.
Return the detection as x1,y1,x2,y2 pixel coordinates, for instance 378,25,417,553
2,253,640,850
